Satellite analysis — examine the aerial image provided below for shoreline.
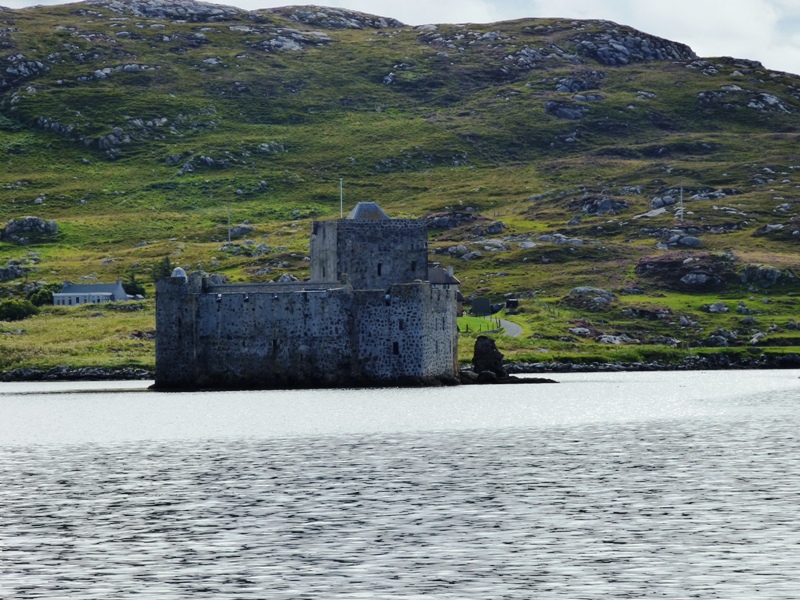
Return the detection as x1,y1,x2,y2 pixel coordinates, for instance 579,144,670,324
1,352,799,383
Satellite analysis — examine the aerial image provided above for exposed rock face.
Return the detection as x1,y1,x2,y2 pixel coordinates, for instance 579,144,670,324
268,6,404,29
90,0,242,21
0,264,25,281
705,302,729,314
0,55,49,92
544,100,589,120
597,334,639,345
582,196,627,215
555,71,606,93
0,216,58,245
424,211,482,230
740,265,789,288
564,287,616,311
575,30,696,66
228,224,254,239
635,253,732,291
697,89,794,114
472,336,507,378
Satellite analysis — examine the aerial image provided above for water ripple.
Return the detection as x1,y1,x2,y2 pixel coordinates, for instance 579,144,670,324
2,413,800,598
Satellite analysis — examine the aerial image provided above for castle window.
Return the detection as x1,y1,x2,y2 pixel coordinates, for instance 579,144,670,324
377,263,383,276
411,261,417,272
399,319,404,331
272,339,278,354
393,341,399,355
322,266,326,278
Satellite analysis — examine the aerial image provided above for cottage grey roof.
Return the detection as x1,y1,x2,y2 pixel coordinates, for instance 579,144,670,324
58,281,120,294
346,202,390,220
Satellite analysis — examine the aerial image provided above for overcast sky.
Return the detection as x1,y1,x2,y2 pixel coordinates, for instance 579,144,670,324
3,0,799,74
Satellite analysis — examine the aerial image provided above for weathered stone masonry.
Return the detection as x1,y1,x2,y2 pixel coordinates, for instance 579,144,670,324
155,204,459,389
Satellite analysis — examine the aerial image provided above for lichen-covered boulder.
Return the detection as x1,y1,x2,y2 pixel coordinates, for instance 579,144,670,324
0,216,58,245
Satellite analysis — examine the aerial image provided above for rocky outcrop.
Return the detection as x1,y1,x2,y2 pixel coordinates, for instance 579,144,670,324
0,216,58,245
424,211,483,230
267,6,403,29
697,89,795,114
581,196,627,215
635,253,732,291
544,100,589,120
740,265,792,288
565,287,616,311
90,0,242,21
0,54,49,92
555,71,606,93
0,263,25,281
575,30,696,66
251,29,332,52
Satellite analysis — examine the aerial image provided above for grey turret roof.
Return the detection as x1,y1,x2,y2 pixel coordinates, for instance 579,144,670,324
346,202,390,220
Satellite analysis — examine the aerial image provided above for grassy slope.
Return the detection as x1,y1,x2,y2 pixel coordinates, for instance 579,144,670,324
1,2,800,370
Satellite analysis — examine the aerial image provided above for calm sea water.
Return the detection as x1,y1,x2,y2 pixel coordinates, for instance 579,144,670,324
1,371,799,598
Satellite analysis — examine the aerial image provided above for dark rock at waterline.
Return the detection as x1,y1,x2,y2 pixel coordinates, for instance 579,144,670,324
472,335,507,378
0,366,153,381
504,352,800,373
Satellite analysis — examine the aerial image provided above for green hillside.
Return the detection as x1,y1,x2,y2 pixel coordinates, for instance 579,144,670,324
2,0,800,371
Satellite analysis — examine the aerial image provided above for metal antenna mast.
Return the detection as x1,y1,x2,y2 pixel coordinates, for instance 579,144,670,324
340,178,343,218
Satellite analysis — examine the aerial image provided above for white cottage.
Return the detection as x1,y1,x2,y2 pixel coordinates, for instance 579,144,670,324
53,280,128,306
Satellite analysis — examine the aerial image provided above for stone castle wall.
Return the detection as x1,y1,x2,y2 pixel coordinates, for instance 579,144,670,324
155,278,458,388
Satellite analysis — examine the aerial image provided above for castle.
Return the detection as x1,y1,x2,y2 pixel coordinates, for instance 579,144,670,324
154,203,460,389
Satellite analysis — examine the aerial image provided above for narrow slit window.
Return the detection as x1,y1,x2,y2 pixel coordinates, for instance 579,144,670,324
377,263,383,276
392,341,399,355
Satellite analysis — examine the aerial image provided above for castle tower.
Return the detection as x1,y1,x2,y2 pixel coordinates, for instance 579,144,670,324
309,202,428,290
